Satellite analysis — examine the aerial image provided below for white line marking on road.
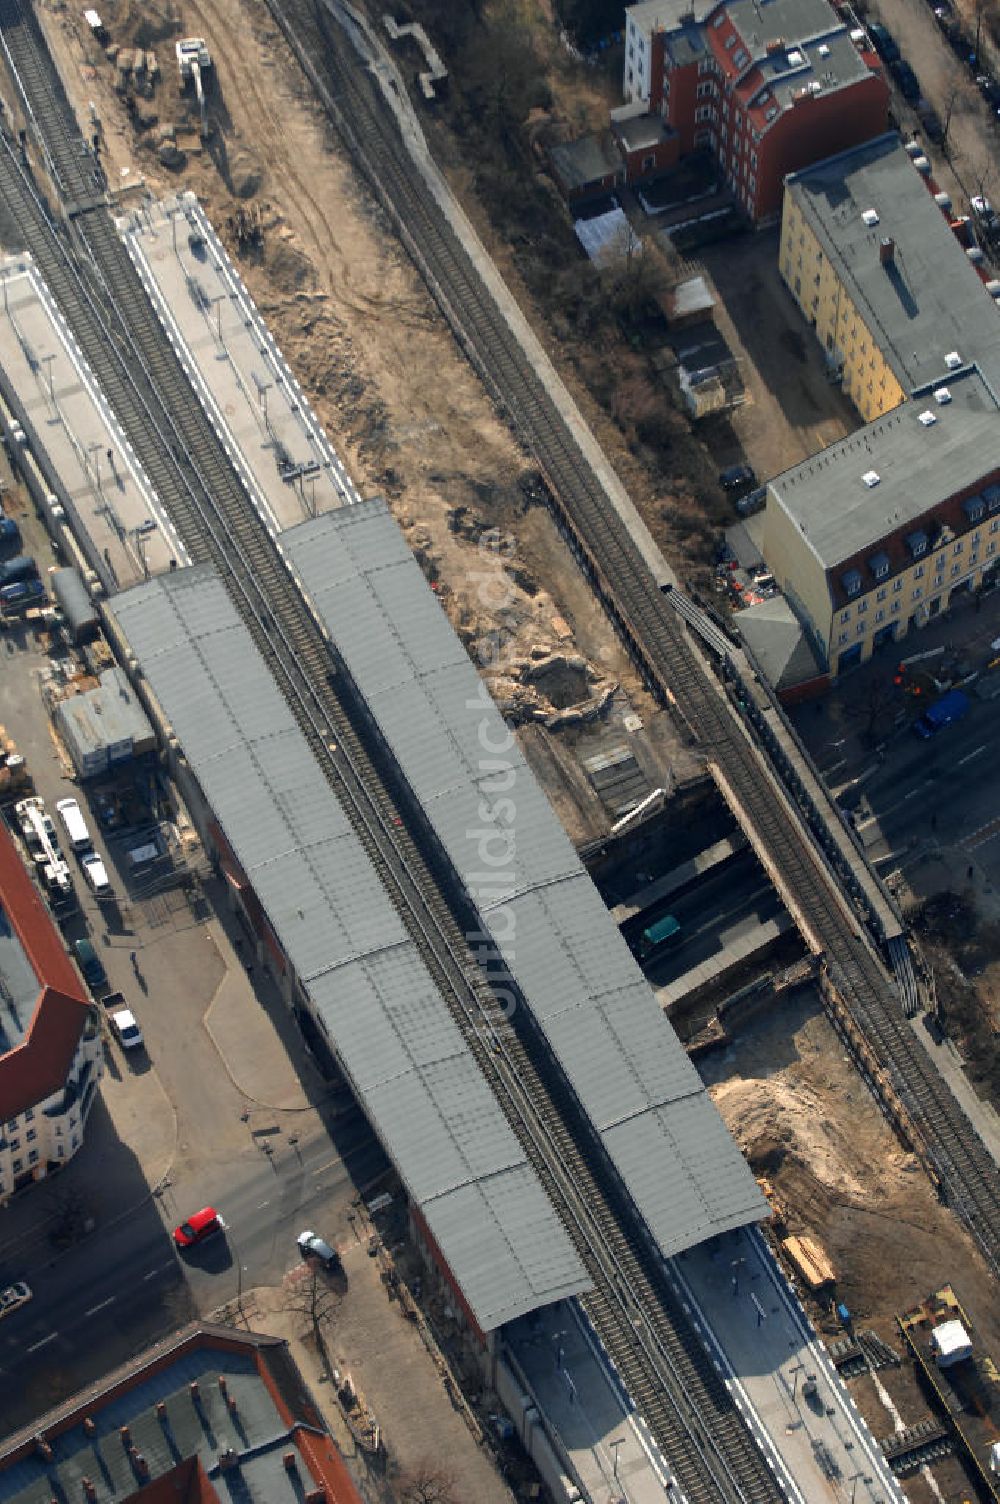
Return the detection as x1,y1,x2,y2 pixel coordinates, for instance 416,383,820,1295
26,1333,57,1353
957,744,987,767
85,1297,115,1317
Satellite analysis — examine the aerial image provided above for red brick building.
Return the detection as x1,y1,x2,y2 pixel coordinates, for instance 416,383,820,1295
0,1324,364,1503
623,0,890,221
0,817,102,1200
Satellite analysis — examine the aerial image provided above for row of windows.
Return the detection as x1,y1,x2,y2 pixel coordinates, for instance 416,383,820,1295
839,531,998,618
838,558,994,636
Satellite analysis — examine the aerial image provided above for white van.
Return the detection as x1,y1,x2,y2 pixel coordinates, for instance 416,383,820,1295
55,797,92,853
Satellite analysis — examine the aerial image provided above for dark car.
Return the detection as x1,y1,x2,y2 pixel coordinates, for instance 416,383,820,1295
173,1206,223,1249
736,485,768,517
73,936,107,991
0,578,45,614
976,74,1000,110
0,518,21,555
868,21,900,61
719,463,757,495
297,1230,341,1272
916,101,945,142
890,59,921,100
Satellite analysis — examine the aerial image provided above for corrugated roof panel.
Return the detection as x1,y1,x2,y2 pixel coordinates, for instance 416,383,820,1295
423,1169,587,1330
110,569,589,1332
285,501,767,1256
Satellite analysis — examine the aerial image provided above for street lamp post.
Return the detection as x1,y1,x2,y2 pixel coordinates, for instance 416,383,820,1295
610,1436,626,1481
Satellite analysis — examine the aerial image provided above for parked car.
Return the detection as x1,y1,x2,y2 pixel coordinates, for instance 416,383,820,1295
108,1004,144,1051
916,101,945,143
868,21,901,61
736,485,767,517
0,554,37,588
56,796,92,853
0,578,45,613
81,850,112,899
890,59,921,101
173,1206,223,1249
73,936,107,991
0,1281,31,1320
0,518,21,555
719,463,757,494
297,1230,341,1272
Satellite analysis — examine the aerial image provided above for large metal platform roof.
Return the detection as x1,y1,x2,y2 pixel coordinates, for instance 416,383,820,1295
110,567,589,1333
283,500,767,1256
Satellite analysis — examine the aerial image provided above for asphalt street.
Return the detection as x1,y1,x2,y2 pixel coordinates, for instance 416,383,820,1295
839,690,1000,884
0,1110,386,1435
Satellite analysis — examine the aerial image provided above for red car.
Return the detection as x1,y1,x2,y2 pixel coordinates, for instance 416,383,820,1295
173,1206,222,1249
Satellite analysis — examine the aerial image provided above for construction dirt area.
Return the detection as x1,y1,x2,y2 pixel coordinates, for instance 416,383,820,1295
29,0,706,850
703,985,1000,1504
17,4,1000,1501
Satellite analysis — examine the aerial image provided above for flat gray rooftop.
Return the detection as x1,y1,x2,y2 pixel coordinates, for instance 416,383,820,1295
0,256,187,590
0,1345,307,1504
0,902,38,1057
118,194,360,535
786,133,1000,393
771,365,1000,566
109,568,588,1333
627,0,716,32
284,500,767,1258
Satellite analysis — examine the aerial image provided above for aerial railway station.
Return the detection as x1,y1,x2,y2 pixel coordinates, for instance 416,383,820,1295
0,0,923,1497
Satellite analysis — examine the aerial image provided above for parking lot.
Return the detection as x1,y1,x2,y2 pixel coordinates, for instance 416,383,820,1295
692,228,858,484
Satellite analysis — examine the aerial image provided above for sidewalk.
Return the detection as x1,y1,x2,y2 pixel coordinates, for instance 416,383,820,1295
790,586,1000,780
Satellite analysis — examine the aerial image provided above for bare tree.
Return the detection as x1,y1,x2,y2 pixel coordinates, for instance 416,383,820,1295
282,1269,340,1372
398,1460,458,1504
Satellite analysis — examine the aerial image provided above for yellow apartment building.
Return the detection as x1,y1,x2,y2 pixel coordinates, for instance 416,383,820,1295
758,133,1000,677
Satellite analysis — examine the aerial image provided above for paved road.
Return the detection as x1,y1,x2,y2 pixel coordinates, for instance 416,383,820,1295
0,1112,386,1435
850,690,1000,881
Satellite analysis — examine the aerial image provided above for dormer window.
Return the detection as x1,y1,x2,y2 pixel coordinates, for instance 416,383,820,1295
868,552,890,580
906,531,928,559
984,483,1000,515
842,568,862,598
963,495,985,524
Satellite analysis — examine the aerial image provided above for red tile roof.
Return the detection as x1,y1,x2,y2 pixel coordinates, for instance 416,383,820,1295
0,818,91,1118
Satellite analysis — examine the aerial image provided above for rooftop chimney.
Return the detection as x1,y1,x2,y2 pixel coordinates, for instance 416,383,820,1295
283,1451,298,1471
880,236,895,266
119,1426,131,1448
218,1375,227,1393
134,1455,149,1480
82,1482,96,1501
218,1446,239,1473
83,1417,97,1437
156,1402,168,1423
303,1491,327,1504
189,1381,200,1401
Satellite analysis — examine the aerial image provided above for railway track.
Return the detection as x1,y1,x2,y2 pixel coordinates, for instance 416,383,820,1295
259,0,1000,1279
0,3,787,1498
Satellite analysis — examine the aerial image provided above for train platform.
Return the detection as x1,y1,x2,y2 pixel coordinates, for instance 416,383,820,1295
117,194,360,536
674,1227,905,1504
504,1300,675,1504
0,254,187,590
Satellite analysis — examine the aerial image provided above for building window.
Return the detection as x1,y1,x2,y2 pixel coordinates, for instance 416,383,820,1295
24,1109,33,1122
25,1128,35,1142
695,105,715,122
725,31,738,47
28,1150,37,1165
856,623,866,635
989,542,997,554
951,563,961,576
12,1160,21,1174
697,81,716,97
57,1145,65,1159
857,599,868,613
876,588,887,601
733,48,749,65
913,587,923,600
838,632,849,645
840,609,850,622
891,600,901,613
699,58,716,74
893,579,902,592
914,564,924,578
971,552,979,566
875,609,885,623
